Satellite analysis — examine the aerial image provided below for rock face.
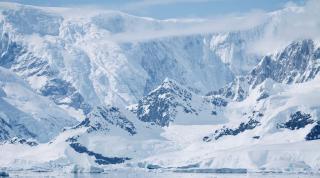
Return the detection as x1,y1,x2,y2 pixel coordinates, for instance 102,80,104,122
0,67,77,143
208,76,250,101
134,79,194,127
0,117,12,141
0,32,93,114
40,79,92,115
133,79,228,127
203,96,228,107
278,111,314,130
203,118,261,142
250,39,320,87
0,3,268,113
69,142,131,165
306,122,320,141
75,106,137,135
212,39,320,101
0,171,9,177
3,137,38,146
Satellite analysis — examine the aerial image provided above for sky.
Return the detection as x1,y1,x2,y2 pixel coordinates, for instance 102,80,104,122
0,0,306,19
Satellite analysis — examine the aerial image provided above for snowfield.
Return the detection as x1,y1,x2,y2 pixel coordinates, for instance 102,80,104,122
0,73,319,174
0,1,319,175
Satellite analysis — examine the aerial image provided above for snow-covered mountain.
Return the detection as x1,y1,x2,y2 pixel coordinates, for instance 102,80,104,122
0,2,269,112
0,67,77,142
212,39,320,101
130,78,228,126
0,2,320,174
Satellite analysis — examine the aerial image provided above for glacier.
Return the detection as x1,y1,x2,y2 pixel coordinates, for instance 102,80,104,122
0,2,319,176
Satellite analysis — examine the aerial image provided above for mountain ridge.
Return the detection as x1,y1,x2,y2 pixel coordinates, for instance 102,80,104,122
0,2,319,174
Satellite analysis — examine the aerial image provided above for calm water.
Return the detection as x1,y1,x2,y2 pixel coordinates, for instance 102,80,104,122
6,170,320,178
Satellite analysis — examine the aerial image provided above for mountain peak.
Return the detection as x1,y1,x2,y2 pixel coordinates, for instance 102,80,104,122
155,78,185,91
250,39,319,87
75,106,137,135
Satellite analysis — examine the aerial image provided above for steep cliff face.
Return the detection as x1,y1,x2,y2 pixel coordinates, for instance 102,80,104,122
0,3,266,113
250,39,320,86
212,39,320,101
0,67,77,142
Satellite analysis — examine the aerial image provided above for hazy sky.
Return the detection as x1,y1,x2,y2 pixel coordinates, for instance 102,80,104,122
0,0,306,19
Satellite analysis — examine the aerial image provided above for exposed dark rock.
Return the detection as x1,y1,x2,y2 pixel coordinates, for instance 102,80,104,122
204,119,260,141
204,96,228,107
208,39,320,102
65,136,78,143
69,142,130,165
76,118,91,128
146,164,162,169
0,33,92,117
202,136,210,142
252,136,260,139
211,111,217,115
4,137,38,146
258,113,264,117
278,111,313,130
135,79,195,127
250,39,319,88
40,78,92,114
305,122,320,141
75,106,137,135
206,76,248,102
0,33,25,68
0,117,11,141
0,171,9,177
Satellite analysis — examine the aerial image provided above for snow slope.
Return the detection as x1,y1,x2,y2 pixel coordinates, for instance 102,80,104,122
0,2,268,111
0,2,319,174
1,71,319,173
212,39,320,101
143,76,320,173
0,66,77,142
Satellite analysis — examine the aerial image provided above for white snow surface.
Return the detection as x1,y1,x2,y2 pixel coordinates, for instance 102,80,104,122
0,74,319,173
0,67,77,142
143,77,320,172
0,2,319,174
0,2,286,108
